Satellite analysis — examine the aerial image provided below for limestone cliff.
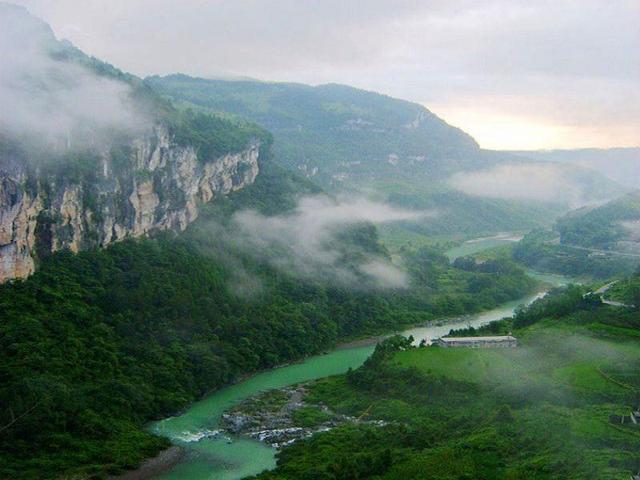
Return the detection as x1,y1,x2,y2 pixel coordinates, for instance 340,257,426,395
0,125,260,282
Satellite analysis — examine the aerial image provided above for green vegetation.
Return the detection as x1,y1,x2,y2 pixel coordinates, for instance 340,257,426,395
292,407,333,428
514,192,640,279
167,109,271,162
234,390,292,416
514,228,640,279
144,74,479,183
607,274,640,308
5,8,636,480
253,284,640,480
0,158,538,479
557,192,640,249
5,20,269,180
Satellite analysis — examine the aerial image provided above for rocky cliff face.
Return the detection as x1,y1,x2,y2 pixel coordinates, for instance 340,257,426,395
0,125,260,282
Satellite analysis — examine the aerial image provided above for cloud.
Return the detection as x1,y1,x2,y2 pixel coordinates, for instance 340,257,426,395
360,260,409,289
0,4,149,149
10,0,639,148
449,163,587,206
230,195,428,289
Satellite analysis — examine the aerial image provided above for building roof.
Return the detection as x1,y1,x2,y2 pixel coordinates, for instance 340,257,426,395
438,335,516,342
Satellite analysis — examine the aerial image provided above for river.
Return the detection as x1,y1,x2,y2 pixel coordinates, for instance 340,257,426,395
149,235,574,480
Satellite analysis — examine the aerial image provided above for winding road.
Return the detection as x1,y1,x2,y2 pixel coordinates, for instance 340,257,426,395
562,243,640,259
591,281,635,308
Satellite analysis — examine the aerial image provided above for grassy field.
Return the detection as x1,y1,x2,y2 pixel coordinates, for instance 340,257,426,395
395,323,640,399
390,319,640,477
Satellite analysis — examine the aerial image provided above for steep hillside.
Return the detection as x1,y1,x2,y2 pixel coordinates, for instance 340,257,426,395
145,75,619,237
513,192,640,278
145,75,480,186
557,191,640,252
0,8,544,478
0,124,264,283
0,5,268,282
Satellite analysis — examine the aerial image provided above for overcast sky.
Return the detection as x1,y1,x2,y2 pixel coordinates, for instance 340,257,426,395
12,0,640,150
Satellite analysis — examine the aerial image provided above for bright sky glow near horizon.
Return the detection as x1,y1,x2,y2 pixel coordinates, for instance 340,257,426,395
11,0,640,150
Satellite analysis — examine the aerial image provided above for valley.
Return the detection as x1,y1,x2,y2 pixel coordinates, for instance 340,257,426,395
145,75,621,239
0,4,638,480
147,267,574,480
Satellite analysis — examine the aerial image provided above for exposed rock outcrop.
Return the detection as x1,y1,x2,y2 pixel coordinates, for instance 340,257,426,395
221,385,387,449
0,125,260,282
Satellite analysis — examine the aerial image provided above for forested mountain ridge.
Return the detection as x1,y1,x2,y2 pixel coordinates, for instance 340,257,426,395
146,74,621,237
145,74,480,186
557,191,640,252
1,5,634,480
513,192,640,278
0,8,544,478
0,4,268,282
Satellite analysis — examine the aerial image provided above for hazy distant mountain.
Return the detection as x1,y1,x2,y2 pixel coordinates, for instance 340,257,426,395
146,74,481,184
510,148,640,188
147,74,623,237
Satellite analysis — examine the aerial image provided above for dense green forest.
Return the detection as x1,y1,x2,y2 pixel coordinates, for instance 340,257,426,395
252,281,640,480
145,74,480,181
0,158,538,479
0,15,541,476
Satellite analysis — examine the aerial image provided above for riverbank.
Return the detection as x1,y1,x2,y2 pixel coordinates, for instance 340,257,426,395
219,385,382,449
246,293,640,479
111,447,184,480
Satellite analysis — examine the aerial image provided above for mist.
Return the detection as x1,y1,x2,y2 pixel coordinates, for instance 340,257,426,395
448,163,590,207
0,4,149,149
510,148,640,189
227,195,428,290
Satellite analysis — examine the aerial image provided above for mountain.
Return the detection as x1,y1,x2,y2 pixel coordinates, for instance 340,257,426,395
0,6,544,479
513,192,640,278
145,74,480,186
510,148,640,188
556,190,640,253
0,4,268,283
145,74,622,238
1,5,634,480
